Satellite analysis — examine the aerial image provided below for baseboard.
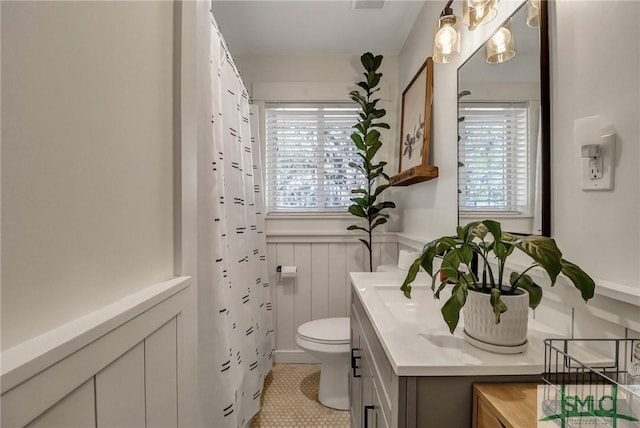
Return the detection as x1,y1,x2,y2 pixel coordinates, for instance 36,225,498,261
273,350,319,364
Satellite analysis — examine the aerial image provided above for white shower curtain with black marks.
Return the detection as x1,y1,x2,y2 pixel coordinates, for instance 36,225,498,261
198,10,274,427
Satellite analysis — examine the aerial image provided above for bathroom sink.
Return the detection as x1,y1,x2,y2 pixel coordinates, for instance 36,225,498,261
372,283,438,324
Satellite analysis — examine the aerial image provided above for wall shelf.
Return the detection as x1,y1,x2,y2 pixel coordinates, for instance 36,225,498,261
390,165,438,186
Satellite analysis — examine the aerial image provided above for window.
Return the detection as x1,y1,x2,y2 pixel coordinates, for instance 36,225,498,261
265,103,365,212
458,102,531,215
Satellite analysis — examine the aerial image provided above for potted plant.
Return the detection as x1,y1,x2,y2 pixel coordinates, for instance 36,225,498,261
400,220,596,352
347,52,395,272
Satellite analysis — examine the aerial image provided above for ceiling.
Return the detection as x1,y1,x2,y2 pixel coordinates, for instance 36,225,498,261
210,0,427,56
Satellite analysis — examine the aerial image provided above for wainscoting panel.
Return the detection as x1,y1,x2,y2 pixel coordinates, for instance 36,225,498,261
145,318,179,428
26,380,95,428
1,278,190,428
96,342,146,427
294,243,313,350
311,243,330,322
266,238,398,362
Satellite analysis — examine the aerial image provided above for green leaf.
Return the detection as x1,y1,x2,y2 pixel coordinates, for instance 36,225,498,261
367,72,381,89
351,189,367,194
366,142,382,161
351,197,368,207
441,250,462,280
371,217,388,230
354,123,367,134
350,134,365,150
560,259,595,302
458,90,471,100
348,205,366,218
347,225,368,233
364,130,381,146
420,240,439,276
371,123,391,129
441,283,468,333
372,184,390,199
349,90,366,104
358,238,371,252
481,220,502,240
371,201,395,213
356,81,369,92
400,257,422,298
361,52,375,71
490,288,508,324
510,272,543,309
372,54,383,72
348,162,366,175
458,221,481,242
370,108,386,119
514,236,563,284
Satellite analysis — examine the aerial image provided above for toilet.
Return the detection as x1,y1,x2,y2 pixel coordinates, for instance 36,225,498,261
296,317,350,410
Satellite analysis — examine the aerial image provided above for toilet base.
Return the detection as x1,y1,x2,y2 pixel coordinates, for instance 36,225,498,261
317,357,349,410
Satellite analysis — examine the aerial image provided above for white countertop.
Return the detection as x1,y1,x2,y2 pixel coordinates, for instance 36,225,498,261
350,271,568,377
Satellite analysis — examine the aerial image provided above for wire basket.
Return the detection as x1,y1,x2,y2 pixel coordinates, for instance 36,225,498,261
540,338,640,427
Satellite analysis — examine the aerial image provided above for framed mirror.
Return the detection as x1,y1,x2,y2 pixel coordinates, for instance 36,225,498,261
457,0,550,236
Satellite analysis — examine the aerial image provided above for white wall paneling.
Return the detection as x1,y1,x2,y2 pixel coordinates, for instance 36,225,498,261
1,279,189,428
294,243,313,350
96,342,147,427
145,318,179,428
267,235,398,362
311,243,330,322
275,243,296,351
25,380,96,428
328,243,348,319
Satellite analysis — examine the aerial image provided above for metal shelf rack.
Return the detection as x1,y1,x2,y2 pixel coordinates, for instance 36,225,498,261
540,338,640,427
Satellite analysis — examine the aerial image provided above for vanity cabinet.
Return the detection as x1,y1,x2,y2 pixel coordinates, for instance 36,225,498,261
349,288,540,428
350,293,394,428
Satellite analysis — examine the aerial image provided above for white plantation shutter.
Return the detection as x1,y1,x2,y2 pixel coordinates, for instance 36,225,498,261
265,103,365,212
458,102,530,214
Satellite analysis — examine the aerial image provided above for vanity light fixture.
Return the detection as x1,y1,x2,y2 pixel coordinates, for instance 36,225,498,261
463,0,497,31
527,0,540,28
433,0,461,63
486,19,515,63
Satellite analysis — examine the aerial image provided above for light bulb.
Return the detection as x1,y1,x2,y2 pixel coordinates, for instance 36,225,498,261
435,25,458,55
433,14,460,63
527,0,540,28
486,20,515,64
464,0,496,30
491,27,511,53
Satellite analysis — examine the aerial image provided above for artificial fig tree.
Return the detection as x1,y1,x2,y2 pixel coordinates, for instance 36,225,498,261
347,52,396,272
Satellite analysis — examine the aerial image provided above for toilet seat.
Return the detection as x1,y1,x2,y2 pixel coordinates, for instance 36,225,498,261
297,317,349,345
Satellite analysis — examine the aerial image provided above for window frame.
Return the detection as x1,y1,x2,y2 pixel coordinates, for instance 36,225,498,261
264,102,365,214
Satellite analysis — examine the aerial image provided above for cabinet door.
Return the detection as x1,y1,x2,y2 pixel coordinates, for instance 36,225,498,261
350,304,363,428
372,379,390,428
475,398,506,428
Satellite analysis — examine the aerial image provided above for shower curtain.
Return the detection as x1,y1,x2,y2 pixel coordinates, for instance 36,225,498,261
197,9,275,427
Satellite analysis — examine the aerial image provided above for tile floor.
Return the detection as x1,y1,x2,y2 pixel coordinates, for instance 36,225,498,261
251,363,350,428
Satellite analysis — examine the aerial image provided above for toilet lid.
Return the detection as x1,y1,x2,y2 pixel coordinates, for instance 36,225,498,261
297,317,350,344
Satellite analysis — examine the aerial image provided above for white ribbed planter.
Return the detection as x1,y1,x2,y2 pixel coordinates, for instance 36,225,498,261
462,288,529,353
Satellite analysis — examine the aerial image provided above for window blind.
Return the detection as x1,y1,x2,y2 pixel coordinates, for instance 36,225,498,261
458,102,530,214
265,103,365,212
